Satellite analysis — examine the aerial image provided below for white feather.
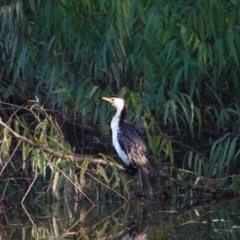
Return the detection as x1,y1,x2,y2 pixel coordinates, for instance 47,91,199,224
110,98,130,165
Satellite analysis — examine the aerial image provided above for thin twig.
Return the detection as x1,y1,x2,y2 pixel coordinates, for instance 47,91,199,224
204,81,224,108
21,173,39,204
38,148,96,206
21,202,36,227
157,170,240,196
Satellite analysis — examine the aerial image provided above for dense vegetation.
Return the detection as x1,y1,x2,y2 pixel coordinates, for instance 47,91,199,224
1,0,240,204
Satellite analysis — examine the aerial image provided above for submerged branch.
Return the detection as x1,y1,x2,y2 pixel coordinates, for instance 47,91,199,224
156,169,240,196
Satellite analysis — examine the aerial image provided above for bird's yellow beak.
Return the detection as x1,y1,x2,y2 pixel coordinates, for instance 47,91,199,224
102,97,114,104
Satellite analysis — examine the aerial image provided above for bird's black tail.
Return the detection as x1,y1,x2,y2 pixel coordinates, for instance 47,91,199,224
138,168,153,198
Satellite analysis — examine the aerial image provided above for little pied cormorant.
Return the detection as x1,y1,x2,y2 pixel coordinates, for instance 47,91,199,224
102,96,153,198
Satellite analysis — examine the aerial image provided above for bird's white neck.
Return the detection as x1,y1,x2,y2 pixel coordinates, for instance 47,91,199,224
110,107,122,130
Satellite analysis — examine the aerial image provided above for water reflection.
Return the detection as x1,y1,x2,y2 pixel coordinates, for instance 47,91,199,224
122,207,148,240
0,197,240,239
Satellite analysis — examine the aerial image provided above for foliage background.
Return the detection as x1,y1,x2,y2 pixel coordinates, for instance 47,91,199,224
1,0,240,197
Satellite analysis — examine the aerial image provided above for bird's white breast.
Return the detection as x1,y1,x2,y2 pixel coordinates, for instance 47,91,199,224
111,117,130,166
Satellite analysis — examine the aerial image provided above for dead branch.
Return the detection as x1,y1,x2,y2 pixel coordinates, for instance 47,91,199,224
0,117,124,169
0,117,239,197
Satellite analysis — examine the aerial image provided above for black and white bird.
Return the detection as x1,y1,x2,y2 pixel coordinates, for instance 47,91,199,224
102,96,153,198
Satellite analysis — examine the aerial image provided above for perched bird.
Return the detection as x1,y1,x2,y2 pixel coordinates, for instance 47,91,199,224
102,96,153,198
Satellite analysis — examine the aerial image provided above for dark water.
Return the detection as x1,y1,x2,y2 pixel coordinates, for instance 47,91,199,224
1,195,240,239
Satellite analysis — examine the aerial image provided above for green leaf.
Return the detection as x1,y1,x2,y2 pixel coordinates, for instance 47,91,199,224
226,137,237,165
88,85,99,99
47,35,56,54
188,151,193,168
97,165,110,184
51,88,67,94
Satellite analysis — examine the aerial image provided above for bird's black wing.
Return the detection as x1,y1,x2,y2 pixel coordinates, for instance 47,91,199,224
118,122,151,171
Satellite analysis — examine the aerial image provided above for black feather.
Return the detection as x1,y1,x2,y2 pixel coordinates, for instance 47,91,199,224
118,122,149,170
118,122,153,197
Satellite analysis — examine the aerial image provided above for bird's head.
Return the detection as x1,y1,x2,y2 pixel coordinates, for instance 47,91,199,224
102,96,125,111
